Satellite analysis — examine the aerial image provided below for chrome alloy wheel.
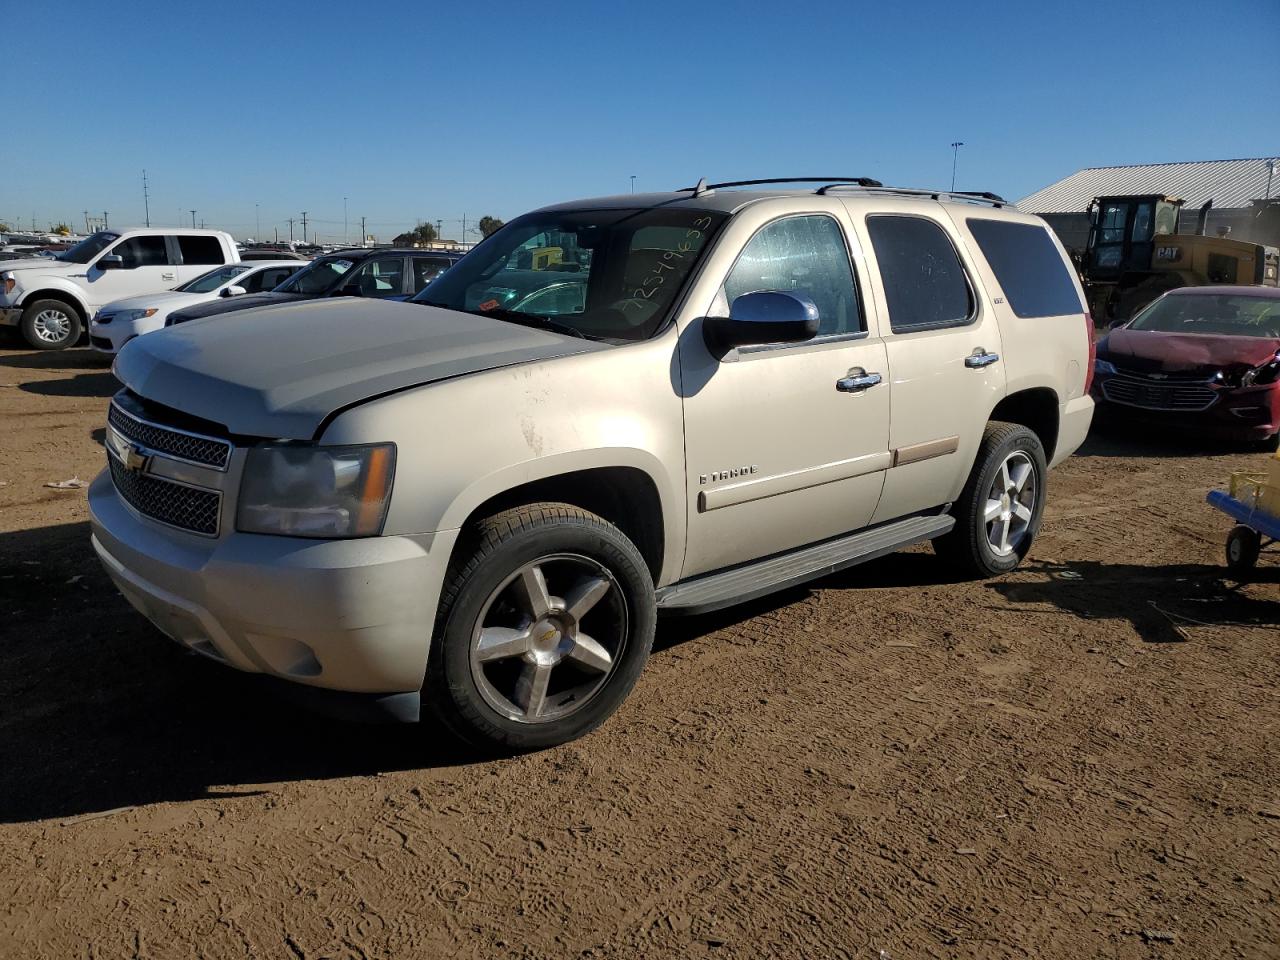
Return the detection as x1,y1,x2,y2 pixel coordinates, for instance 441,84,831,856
469,554,627,724
984,451,1037,557
32,307,73,343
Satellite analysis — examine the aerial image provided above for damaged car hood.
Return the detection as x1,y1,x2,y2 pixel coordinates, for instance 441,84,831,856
113,298,607,439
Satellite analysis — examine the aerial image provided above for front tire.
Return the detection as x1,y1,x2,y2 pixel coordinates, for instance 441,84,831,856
20,299,82,350
426,503,655,751
935,422,1047,578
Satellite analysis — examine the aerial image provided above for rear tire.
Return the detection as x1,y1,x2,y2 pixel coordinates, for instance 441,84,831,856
426,503,655,752
935,422,1047,578
1226,525,1260,576
20,299,82,350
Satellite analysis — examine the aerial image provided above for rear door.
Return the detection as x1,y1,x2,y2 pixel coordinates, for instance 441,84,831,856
846,201,1006,523
174,234,229,285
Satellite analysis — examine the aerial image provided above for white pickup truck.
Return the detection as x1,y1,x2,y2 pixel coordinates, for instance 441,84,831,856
0,228,240,349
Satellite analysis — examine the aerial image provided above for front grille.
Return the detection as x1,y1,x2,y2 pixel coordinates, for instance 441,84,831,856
1101,376,1217,411
109,457,221,536
108,402,231,469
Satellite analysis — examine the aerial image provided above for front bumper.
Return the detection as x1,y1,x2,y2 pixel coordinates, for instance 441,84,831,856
89,469,460,707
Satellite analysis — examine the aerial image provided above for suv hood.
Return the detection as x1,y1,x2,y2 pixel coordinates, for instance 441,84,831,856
113,298,607,439
1100,327,1280,376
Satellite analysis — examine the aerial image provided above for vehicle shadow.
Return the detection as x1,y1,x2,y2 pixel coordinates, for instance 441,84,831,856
986,557,1278,644
0,346,118,398
0,520,479,825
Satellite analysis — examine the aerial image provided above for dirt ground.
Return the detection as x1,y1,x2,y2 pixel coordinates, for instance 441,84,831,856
0,343,1277,960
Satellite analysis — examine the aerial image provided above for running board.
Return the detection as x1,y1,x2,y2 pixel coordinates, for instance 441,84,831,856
656,514,954,615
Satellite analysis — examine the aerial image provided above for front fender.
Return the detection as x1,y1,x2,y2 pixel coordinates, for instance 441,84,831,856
16,277,89,315
321,332,689,585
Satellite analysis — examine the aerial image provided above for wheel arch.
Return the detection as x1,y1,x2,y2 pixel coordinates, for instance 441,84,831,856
988,387,1060,461
447,462,669,586
19,287,89,321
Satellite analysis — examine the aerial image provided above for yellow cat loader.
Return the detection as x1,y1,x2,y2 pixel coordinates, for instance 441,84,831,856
1082,194,1280,321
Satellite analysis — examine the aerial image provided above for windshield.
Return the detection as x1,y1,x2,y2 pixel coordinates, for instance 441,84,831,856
176,263,250,293
275,256,357,295
1127,294,1280,339
56,231,118,264
413,207,727,341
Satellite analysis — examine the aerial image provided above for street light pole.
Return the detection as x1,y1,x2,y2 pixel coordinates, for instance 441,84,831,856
630,175,636,193
255,202,260,239
343,197,348,245
190,209,196,228
950,142,965,192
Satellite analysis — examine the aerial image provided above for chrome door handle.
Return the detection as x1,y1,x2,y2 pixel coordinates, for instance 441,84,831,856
836,370,883,392
965,349,1000,369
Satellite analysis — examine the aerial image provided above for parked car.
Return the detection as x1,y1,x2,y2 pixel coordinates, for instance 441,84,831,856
166,248,461,326
0,228,239,349
1092,285,1280,444
91,180,1093,749
88,261,305,355
240,249,308,261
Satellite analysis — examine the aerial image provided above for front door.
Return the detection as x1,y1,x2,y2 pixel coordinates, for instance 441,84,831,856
84,234,176,312
678,209,892,579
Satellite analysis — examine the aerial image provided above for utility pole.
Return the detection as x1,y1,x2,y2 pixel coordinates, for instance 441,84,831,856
300,211,308,244
630,175,636,193
343,197,348,245
142,169,151,227
103,211,109,230
462,213,467,243
83,210,90,233
287,218,295,243
949,141,965,192
274,226,279,243
255,202,260,239
360,216,366,246
436,219,443,242
190,210,197,228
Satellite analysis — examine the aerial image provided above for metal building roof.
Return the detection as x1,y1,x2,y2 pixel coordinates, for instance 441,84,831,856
1017,157,1280,214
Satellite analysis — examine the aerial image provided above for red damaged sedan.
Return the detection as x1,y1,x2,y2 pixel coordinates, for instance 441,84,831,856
1092,286,1280,444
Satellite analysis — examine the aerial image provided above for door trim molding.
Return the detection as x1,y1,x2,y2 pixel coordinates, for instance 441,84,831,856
892,435,959,467
698,450,892,512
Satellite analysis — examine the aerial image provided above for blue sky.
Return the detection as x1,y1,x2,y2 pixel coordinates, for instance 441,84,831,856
5,0,1276,241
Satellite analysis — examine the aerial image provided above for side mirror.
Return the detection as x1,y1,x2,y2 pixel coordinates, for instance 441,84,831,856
220,284,247,298
97,254,125,271
703,291,820,353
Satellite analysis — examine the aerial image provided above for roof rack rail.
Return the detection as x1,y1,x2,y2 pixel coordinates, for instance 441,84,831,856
678,177,884,192
820,184,1008,208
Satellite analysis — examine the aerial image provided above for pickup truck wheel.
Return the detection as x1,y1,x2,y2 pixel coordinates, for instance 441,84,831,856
20,299,82,350
935,422,1046,578
427,503,655,751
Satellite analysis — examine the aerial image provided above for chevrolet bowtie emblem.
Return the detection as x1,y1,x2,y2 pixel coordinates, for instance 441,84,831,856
123,442,149,472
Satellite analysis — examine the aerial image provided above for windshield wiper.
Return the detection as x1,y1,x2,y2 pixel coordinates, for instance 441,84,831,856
469,307,588,339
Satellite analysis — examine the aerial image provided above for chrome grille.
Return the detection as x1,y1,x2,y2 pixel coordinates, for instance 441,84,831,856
109,457,221,536
108,402,231,469
1101,376,1217,411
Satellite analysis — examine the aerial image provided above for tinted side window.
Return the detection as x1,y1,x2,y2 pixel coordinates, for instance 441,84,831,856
412,258,452,293
724,215,861,337
251,266,298,292
966,219,1084,318
177,235,225,265
353,257,405,297
866,216,972,332
113,235,170,268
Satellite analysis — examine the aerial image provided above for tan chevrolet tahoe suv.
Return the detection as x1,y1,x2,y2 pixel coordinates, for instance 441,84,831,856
90,178,1095,749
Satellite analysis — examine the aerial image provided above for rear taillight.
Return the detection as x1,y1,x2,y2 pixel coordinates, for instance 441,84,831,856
1082,312,1096,395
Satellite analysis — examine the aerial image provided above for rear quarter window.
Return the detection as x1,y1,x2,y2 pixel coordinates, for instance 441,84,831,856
177,235,226,265
966,219,1083,318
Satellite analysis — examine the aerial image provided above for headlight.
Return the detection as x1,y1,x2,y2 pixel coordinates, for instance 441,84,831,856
116,308,158,324
2,273,14,296
1241,351,1280,388
1094,358,1117,375
237,443,395,538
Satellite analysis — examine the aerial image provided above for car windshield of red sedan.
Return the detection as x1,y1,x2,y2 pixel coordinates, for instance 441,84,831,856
1128,294,1280,339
